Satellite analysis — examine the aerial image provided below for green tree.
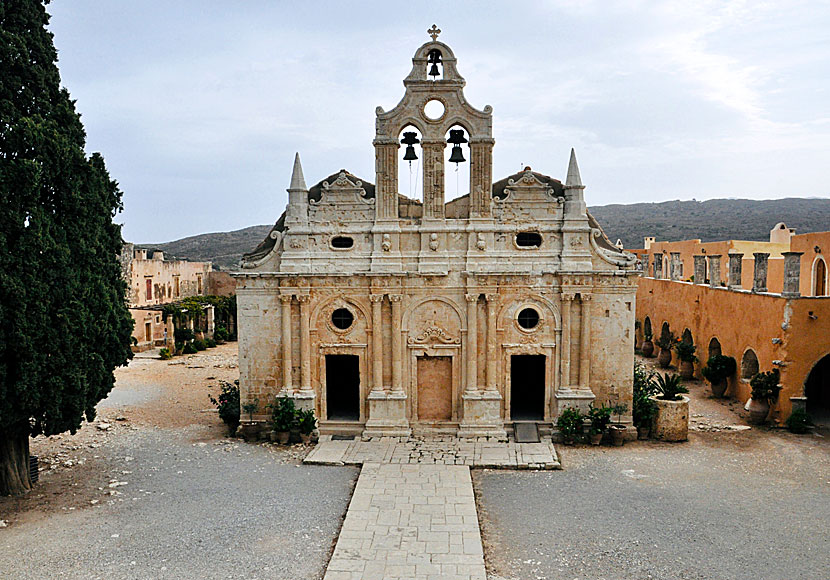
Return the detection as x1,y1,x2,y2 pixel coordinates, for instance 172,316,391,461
0,0,133,495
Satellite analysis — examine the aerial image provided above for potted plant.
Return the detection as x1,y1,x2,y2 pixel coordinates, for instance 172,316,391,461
557,407,584,445
297,408,317,444
641,327,655,358
651,373,689,441
655,331,675,368
674,342,697,380
608,403,628,446
239,398,260,441
208,379,240,437
587,404,612,445
745,369,781,425
785,408,813,434
633,362,658,439
701,355,737,398
272,396,297,444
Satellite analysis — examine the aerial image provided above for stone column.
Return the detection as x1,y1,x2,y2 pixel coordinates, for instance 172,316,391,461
560,293,573,389
206,305,215,338
422,140,446,219
782,252,804,297
469,139,494,217
280,294,293,391
579,295,592,390
707,255,722,287
669,252,681,280
370,294,384,393
389,294,403,394
753,252,769,293
465,293,479,394
653,253,664,279
373,140,399,220
165,315,175,350
728,253,744,289
485,293,499,393
297,295,311,394
693,255,706,284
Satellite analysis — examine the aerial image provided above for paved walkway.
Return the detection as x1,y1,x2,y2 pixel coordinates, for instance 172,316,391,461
323,463,486,580
305,436,560,469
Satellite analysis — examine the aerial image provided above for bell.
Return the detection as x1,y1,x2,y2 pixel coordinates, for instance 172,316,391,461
446,129,468,145
428,63,440,77
449,144,465,164
427,49,442,78
403,145,418,161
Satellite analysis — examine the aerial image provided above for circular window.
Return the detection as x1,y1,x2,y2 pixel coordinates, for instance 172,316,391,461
517,308,540,330
331,308,354,330
423,99,445,120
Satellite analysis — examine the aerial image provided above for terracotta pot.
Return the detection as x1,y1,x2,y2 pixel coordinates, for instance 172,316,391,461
710,379,728,398
641,341,654,358
745,398,769,425
637,424,651,440
651,395,689,442
609,425,626,446
590,432,603,446
657,348,672,368
239,423,259,442
269,430,278,442
276,430,290,445
300,433,312,444
679,360,694,379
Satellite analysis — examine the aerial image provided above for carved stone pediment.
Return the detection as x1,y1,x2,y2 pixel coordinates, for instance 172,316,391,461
312,171,374,205
500,170,559,202
408,321,460,345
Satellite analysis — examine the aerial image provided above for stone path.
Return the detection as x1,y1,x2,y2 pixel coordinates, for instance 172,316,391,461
322,463,486,580
305,436,560,469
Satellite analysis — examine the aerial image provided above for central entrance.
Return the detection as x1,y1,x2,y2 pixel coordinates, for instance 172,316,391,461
326,354,360,421
510,354,545,420
417,355,453,422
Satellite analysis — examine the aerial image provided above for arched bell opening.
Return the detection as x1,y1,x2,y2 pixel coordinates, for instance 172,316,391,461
398,125,423,202
426,48,444,80
444,124,470,201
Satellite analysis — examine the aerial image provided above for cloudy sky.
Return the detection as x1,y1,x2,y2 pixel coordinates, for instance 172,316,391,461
48,0,830,244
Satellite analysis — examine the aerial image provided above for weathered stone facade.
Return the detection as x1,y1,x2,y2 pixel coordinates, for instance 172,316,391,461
235,34,639,437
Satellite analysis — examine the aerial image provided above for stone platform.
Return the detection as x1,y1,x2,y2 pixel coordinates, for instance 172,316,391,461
304,436,560,470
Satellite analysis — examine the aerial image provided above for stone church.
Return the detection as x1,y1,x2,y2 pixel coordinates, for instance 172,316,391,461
234,29,638,438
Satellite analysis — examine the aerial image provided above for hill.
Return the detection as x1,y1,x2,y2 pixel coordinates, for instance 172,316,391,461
139,198,830,269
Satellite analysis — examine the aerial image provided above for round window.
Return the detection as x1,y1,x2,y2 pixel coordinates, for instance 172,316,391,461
517,307,540,330
423,99,445,120
331,308,354,330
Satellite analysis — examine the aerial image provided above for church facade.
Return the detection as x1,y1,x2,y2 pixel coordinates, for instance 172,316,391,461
234,31,639,438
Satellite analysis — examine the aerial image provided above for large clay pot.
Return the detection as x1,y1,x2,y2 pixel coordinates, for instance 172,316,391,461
609,425,626,446
657,348,672,368
745,398,769,425
710,379,728,398
651,395,689,442
641,340,654,358
637,424,651,440
276,430,290,445
679,360,694,380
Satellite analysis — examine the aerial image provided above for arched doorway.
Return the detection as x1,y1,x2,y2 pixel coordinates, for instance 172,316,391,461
708,337,722,359
814,258,827,296
805,355,830,423
741,349,759,380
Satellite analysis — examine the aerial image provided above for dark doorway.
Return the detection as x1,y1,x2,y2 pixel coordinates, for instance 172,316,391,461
511,354,545,420
806,355,830,425
326,354,360,421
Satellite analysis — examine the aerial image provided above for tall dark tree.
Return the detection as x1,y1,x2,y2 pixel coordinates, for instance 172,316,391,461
0,0,133,495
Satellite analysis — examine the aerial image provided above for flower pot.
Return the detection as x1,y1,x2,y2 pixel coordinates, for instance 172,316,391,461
289,428,301,444
744,397,769,425
590,432,603,446
657,348,672,368
641,340,654,358
300,433,312,444
239,423,259,442
651,395,689,442
679,360,694,380
269,430,278,442
276,430,290,445
609,425,626,446
637,424,651,440
710,379,728,398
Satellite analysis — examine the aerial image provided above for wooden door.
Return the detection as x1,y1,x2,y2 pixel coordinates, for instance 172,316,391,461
417,355,452,421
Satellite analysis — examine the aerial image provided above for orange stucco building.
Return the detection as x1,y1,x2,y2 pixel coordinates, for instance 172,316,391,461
635,225,830,423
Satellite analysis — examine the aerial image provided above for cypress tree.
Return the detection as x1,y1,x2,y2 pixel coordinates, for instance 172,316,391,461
0,0,134,495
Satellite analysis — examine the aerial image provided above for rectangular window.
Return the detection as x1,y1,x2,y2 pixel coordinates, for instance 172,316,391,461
145,278,152,301
197,275,202,294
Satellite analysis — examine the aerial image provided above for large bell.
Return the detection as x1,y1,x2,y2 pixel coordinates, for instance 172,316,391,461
428,63,440,77
401,131,420,163
427,49,442,78
449,144,465,164
403,145,418,161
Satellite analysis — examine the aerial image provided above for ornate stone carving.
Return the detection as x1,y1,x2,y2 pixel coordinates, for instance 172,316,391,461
381,233,392,252
476,233,486,251
408,322,460,345
429,233,439,251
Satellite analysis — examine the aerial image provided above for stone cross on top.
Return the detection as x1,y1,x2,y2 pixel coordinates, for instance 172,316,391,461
428,24,441,41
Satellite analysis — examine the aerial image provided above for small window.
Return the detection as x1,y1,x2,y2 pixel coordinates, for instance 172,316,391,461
516,232,542,248
331,236,354,249
331,308,354,330
517,308,540,330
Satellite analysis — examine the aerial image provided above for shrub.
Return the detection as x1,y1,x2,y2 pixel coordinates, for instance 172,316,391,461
159,348,172,360
182,342,197,354
241,398,259,421
557,407,584,442
655,331,676,351
297,409,317,435
633,362,658,426
206,338,216,348
193,339,207,351
655,373,688,401
271,396,297,432
587,404,612,435
701,355,737,384
750,369,781,403
214,327,228,342
785,409,813,434
175,328,195,343
209,380,240,435
674,341,697,363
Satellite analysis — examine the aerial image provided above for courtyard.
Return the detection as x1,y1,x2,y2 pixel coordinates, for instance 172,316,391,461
1,343,827,579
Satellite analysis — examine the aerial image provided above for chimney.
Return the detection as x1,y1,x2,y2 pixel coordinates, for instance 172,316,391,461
782,252,804,298
752,253,770,293
727,253,743,290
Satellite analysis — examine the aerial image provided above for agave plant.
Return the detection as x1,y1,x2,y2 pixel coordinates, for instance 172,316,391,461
654,373,689,401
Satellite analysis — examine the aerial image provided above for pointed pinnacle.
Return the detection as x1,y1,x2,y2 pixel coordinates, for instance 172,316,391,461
289,152,307,190
565,148,583,187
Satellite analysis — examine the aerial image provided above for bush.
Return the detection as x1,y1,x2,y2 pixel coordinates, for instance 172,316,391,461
655,373,688,401
701,355,737,383
785,409,813,434
175,328,195,343
209,380,240,435
587,404,612,435
750,369,781,403
214,327,228,342
633,362,658,426
655,330,675,351
241,398,259,421
182,342,197,354
297,408,317,435
557,407,584,442
206,338,216,348
159,348,172,360
193,339,207,351
271,396,297,432
674,341,697,363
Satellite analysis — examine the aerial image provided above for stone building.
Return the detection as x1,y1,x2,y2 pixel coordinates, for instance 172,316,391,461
235,31,639,438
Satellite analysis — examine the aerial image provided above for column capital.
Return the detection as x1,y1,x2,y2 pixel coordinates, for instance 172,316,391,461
279,294,294,304
581,294,593,302
388,294,402,303
561,293,576,302
369,294,385,303
465,293,480,303
296,294,310,303
484,293,499,303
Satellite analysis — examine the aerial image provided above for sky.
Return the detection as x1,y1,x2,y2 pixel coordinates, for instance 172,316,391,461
47,0,830,244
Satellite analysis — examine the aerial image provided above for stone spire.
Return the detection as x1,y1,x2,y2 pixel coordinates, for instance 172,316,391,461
289,152,307,191
285,152,308,226
565,148,582,188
